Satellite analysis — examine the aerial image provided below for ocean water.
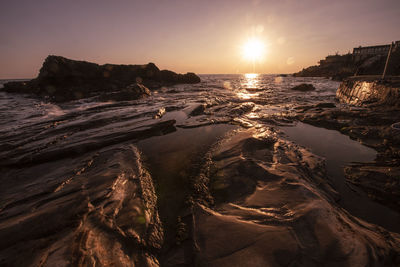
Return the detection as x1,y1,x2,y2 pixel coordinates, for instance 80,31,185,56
0,74,342,173
0,74,339,135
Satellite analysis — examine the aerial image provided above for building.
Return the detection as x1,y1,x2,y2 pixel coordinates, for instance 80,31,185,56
353,41,400,61
318,54,352,66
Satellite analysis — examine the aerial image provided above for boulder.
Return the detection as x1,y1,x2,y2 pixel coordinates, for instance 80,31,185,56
291,83,315,91
2,55,201,102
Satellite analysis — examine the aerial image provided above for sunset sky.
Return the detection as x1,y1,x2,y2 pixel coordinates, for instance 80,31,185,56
1,0,399,78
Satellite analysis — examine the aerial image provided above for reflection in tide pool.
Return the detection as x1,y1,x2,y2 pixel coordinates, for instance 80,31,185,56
281,122,400,232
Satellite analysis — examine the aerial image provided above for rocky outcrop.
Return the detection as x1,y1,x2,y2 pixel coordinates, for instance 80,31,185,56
293,49,400,80
336,78,400,106
291,83,315,91
2,55,201,102
293,54,355,80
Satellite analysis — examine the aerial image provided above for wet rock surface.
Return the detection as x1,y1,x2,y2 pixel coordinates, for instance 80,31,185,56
190,128,400,266
0,145,162,266
2,55,200,102
296,86,400,214
336,78,400,106
1,74,400,266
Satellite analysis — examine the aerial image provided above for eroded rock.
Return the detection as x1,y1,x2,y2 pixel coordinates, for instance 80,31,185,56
336,78,400,106
189,128,400,266
0,145,163,266
295,94,400,213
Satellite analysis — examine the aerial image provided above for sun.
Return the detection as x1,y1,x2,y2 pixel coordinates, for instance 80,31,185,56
242,38,265,62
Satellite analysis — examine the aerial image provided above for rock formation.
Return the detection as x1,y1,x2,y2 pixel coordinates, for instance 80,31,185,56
295,77,400,215
291,83,315,91
336,77,400,106
293,54,356,80
0,145,163,266
293,48,400,80
167,128,400,266
2,55,201,102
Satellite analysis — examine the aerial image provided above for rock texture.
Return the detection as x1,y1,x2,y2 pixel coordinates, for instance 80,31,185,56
165,128,400,266
296,84,400,214
0,145,163,266
2,55,200,102
336,78,400,106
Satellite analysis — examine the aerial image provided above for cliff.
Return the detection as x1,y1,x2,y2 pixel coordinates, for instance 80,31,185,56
2,55,201,102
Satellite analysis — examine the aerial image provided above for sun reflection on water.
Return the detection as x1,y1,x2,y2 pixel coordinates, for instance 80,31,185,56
237,73,261,99
245,73,258,79
243,73,260,88
236,91,259,100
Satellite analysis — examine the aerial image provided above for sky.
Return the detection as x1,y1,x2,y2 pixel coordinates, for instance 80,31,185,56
0,0,399,78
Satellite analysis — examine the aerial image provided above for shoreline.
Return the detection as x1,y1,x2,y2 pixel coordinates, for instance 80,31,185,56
1,74,400,266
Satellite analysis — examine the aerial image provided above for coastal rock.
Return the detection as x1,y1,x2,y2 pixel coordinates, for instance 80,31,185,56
98,83,151,101
2,55,201,102
291,83,315,91
187,128,400,266
295,90,400,213
293,48,400,80
345,163,400,212
189,103,207,116
336,78,400,106
182,72,201,83
0,145,163,266
293,54,355,80
159,70,201,84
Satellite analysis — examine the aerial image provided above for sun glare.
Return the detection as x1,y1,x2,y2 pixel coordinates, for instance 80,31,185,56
244,73,258,79
242,38,265,61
